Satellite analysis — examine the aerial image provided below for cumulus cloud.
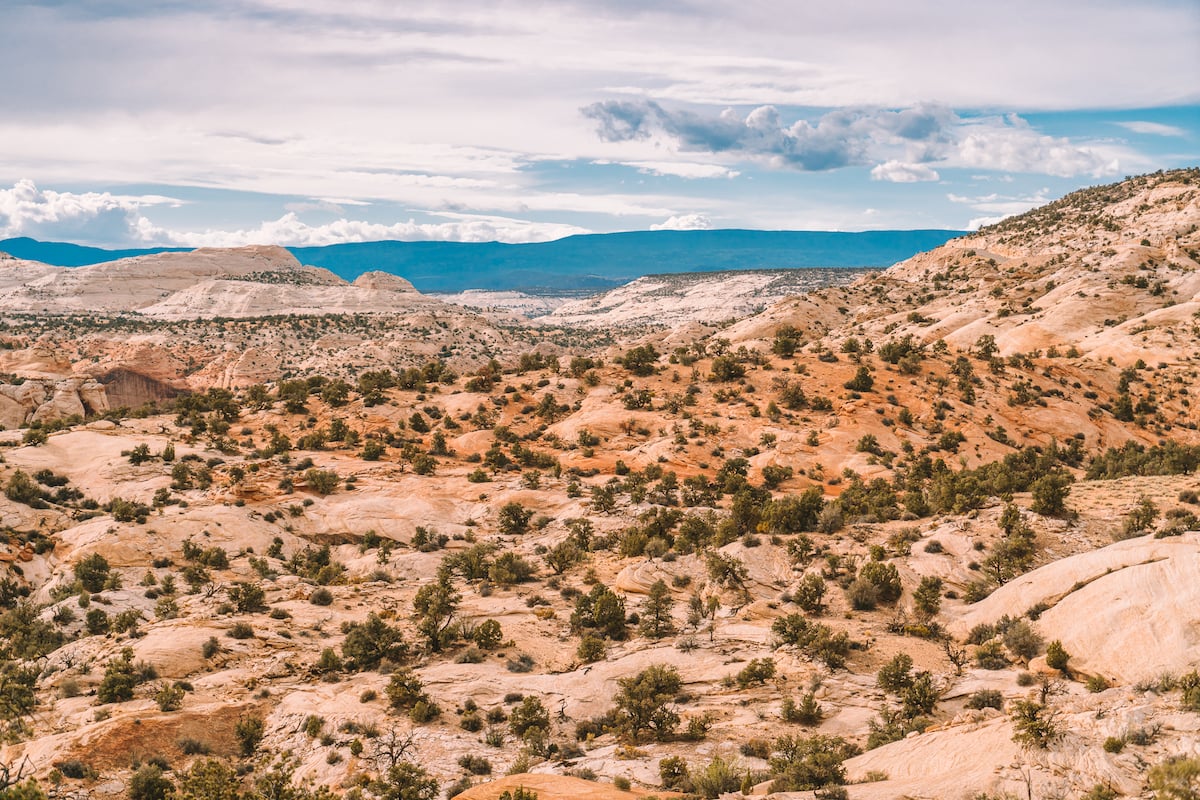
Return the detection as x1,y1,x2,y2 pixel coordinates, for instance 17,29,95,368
139,212,590,247
0,179,180,246
870,160,940,182
583,100,957,171
1115,121,1187,137
0,180,594,247
953,115,1120,177
583,101,1131,178
585,100,950,169
650,213,712,231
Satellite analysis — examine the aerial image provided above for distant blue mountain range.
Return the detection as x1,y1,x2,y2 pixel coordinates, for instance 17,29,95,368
0,229,965,294
0,237,189,266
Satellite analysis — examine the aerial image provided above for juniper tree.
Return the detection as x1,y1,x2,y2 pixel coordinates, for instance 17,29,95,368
639,580,676,639
413,567,460,652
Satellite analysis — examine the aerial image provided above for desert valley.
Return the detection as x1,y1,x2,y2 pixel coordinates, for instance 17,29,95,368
0,168,1197,800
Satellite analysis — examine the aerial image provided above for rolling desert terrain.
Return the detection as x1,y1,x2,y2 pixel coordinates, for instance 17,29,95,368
0,169,1198,800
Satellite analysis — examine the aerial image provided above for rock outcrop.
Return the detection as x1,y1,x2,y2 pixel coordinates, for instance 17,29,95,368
0,377,109,428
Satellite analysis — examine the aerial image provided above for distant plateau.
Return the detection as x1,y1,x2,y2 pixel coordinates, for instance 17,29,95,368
0,228,965,294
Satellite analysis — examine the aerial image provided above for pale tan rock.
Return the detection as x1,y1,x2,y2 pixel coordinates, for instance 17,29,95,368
950,532,1200,683
31,385,86,423
0,392,27,429
77,379,110,415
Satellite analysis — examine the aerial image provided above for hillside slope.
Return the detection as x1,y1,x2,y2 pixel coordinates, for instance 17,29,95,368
726,168,1200,367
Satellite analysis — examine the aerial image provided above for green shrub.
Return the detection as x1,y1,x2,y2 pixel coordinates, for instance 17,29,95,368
74,553,111,593
613,664,682,742
857,561,902,604
497,787,537,800
457,755,492,775
687,753,746,798
201,637,219,658
736,658,776,688
235,715,265,756
472,619,503,649
85,607,110,635
508,696,550,739
341,613,409,670
226,581,266,614
768,734,860,792
781,692,823,726
1045,640,1069,671
975,641,1009,670
576,634,606,663
97,649,144,704
965,689,1003,710
227,622,254,639
154,682,185,712
177,737,211,755
304,469,340,495
1002,620,1042,661
129,765,173,800
1010,700,1061,749
1180,670,1200,710
843,366,874,392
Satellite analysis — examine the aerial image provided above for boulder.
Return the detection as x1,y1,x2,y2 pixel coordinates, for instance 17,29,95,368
31,386,86,424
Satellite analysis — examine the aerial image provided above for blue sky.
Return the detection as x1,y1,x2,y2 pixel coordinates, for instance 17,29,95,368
0,1,1197,247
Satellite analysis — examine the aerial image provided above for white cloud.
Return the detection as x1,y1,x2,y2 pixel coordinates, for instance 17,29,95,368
1116,121,1187,137
0,179,180,246
585,101,1147,179
870,160,940,182
948,189,1051,215
951,116,1125,177
318,197,372,206
967,215,1007,230
139,211,590,247
0,180,593,247
950,188,1052,228
622,161,739,179
1,1,1194,201
0,3,1193,238
650,214,712,231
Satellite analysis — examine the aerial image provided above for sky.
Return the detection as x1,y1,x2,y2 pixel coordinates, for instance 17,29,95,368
0,0,1197,248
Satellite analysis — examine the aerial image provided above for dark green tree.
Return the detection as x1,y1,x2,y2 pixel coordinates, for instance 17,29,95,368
341,613,409,670
74,553,111,593
768,734,860,792
912,575,943,620
614,664,682,741
638,580,676,639
129,765,173,800
497,502,533,536
412,568,460,652
570,585,628,640
843,366,874,392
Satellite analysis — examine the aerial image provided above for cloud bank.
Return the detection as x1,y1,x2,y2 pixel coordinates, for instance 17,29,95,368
0,179,179,246
583,101,1132,178
0,181,588,248
145,213,590,248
